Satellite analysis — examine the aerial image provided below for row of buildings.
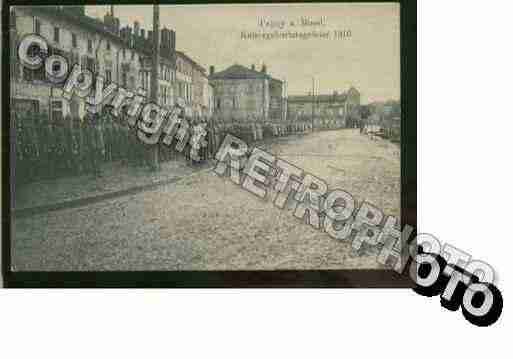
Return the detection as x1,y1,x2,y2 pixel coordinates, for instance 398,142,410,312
9,6,361,126
9,6,213,121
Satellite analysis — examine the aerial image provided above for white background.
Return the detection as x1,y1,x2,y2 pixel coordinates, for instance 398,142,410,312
1,0,510,357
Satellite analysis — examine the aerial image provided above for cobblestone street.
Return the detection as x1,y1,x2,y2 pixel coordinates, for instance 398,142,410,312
12,129,400,271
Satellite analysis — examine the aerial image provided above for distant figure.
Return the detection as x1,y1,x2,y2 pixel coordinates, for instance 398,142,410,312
84,112,105,178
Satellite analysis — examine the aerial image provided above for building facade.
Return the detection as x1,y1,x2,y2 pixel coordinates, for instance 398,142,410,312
208,64,284,122
287,86,361,128
10,6,146,119
174,51,212,118
9,6,204,121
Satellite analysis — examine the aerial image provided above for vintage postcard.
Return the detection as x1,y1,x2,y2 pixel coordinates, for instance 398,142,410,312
5,2,410,286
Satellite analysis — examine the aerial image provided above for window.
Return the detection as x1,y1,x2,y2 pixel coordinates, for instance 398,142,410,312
160,86,166,105
105,70,112,83
14,99,39,117
51,100,63,121
233,96,236,108
141,71,148,90
86,57,95,72
72,33,77,48
106,41,111,51
122,72,127,87
53,27,60,43
216,98,221,109
23,46,45,82
131,51,135,61
122,48,126,59
87,39,93,53
34,18,41,35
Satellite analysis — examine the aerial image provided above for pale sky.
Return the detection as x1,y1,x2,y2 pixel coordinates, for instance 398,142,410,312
87,3,400,104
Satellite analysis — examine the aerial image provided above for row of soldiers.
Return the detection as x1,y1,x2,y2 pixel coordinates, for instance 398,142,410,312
211,120,314,146
14,110,324,186
13,110,210,185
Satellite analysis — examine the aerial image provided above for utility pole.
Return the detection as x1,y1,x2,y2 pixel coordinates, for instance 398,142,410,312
311,77,315,131
149,4,160,170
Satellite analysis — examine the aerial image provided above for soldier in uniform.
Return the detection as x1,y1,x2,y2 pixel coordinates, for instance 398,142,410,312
102,109,113,162
66,115,82,175
44,116,59,179
53,118,69,177
14,112,27,185
35,114,50,180
23,114,41,182
84,112,105,177
111,114,123,162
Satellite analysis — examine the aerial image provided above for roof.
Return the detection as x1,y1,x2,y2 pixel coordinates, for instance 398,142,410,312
288,93,348,103
176,51,206,73
209,64,279,81
24,6,165,59
20,7,219,83
25,7,135,49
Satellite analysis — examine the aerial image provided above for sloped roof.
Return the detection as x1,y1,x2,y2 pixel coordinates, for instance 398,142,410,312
25,6,133,49
209,64,273,80
176,51,206,73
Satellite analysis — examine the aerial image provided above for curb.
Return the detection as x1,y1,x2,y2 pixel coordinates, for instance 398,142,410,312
13,165,214,218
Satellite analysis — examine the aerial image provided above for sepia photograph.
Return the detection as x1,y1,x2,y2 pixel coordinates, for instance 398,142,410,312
5,1,411,286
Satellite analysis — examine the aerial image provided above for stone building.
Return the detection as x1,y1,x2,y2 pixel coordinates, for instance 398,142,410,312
287,86,361,128
175,51,213,118
9,6,191,119
208,64,284,122
10,6,145,119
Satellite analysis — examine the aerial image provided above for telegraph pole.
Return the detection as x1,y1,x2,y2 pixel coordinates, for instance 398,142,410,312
149,4,160,170
311,77,315,131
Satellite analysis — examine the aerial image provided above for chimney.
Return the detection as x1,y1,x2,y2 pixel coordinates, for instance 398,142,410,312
261,64,267,74
134,21,140,37
170,30,176,52
251,64,255,70
209,66,215,76
9,8,16,29
161,28,168,49
114,18,120,35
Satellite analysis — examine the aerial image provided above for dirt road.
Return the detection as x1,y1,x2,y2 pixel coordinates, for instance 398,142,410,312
12,129,400,270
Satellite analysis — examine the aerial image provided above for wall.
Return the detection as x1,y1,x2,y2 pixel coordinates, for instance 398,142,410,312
210,78,266,121
11,7,144,119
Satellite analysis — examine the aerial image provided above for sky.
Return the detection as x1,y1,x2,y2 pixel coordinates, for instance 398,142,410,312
86,3,400,104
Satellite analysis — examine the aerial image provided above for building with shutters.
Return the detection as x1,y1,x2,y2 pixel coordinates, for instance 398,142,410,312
174,51,213,118
9,6,184,120
10,6,138,119
208,63,285,122
286,87,361,128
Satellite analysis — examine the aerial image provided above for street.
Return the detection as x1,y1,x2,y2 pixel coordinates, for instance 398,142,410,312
12,129,400,271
